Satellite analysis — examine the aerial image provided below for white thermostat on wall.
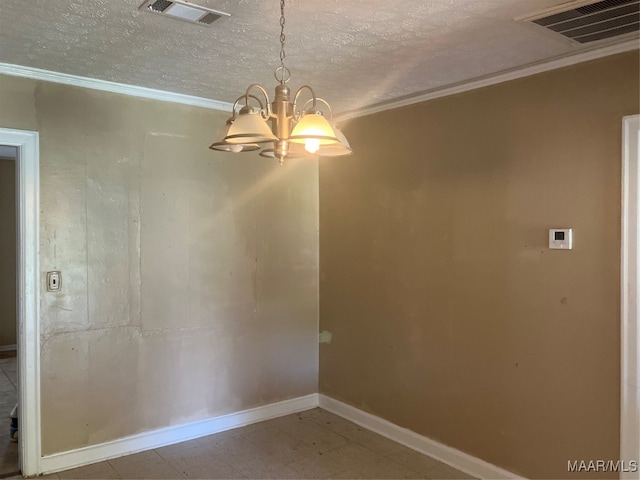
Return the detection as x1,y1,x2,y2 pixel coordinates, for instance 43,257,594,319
549,228,572,250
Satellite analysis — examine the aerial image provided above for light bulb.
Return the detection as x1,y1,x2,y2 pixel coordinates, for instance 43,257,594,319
229,144,243,153
304,138,320,154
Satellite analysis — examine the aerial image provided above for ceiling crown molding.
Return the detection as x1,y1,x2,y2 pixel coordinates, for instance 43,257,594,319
0,63,233,112
336,39,639,122
0,37,637,119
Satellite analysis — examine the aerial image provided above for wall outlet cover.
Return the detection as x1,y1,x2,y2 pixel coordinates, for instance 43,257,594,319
46,271,61,291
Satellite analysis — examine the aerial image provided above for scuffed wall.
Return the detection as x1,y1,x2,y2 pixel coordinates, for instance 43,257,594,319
319,51,639,479
0,158,16,348
0,75,319,454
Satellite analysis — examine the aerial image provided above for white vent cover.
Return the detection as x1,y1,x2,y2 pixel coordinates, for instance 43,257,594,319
518,0,639,43
139,0,230,26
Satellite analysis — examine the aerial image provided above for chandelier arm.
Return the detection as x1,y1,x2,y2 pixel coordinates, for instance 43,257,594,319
230,96,244,120
245,84,272,118
230,94,265,119
292,85,317,119
302,97,334,122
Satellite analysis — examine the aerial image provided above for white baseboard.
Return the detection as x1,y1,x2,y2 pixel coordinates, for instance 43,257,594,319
40,393,319,475
39,392,524,478
0,344,16,352
318,394,524,480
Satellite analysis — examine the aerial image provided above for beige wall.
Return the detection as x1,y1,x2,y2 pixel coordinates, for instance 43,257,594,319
319,51,640,479
0,75,319,455
0,158,16,348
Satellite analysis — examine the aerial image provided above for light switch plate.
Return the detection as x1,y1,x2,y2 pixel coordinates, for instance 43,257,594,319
549,229,572,250
47,271,61,291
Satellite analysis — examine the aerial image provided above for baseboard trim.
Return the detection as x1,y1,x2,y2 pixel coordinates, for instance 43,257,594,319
39,392,526,478
318,394,524,480
40,393,319,475
0,345,16,352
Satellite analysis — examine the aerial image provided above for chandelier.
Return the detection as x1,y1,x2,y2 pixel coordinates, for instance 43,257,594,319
209,0,352,164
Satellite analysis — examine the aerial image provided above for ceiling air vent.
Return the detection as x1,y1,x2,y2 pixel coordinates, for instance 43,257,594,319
139,0,230,26
519,0,639,43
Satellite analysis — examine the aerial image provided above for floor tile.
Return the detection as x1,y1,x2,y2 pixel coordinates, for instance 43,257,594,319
57,461,120,479
321,443,386,472
157,438,249,478
232,452,299,479
266,412,312,434
108,450,185,479
340,426,406,456
300,428,351,452
197,433,256,458
271,414,350,451
0,440,18,473
3,373,17,389
166,453,242,479
384,444,442,475
0,397,17,410
0,378,16,396
2,474,57,479
355,457,424,479
0,356,18,477
306,409,361,435
242,425,320,465
48,408,477,480
330,469,372,479
287,449,348,479
426,461,475,479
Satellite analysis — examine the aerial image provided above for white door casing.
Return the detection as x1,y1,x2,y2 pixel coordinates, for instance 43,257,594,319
0,128,41,476
622,114,640,479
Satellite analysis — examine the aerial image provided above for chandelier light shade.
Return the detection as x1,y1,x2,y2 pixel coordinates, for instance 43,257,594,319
210,0,352,164
223,107,278,144
316,128,353,157
209,142,261,153
289,112,340,154
209,118,262,152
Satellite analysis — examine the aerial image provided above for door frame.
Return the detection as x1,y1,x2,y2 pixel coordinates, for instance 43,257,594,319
621,114,640,478
0,128,41,476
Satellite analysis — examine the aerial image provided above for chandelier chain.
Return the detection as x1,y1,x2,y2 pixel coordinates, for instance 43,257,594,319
279,0,286,74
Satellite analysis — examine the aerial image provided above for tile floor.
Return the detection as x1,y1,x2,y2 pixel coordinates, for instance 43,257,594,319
0,352,18,477
29,408,474,479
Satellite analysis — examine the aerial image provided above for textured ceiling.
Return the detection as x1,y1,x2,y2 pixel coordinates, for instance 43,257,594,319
0,0,636,114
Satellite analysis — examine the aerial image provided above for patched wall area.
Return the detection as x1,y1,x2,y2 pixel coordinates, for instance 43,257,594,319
0,75,319,455
319,51,639,479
